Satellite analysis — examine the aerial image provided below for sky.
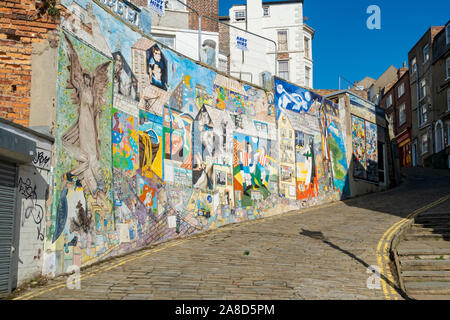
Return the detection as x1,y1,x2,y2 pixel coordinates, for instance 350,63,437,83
219,0,450,89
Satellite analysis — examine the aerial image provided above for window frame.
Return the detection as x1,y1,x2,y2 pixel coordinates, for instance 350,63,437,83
278,60,289,80
398,103,406,126
423,44,430,63
397,82,405,98
411,57,417,74
421,133,428,155
263,6,269,16
305,66,311,87
235,10,246,21
446,57,450,80
386,94,392,108
277,30,288,52
419,79,427,101
304,36,311,59
446,24,450,45
447,88,450,111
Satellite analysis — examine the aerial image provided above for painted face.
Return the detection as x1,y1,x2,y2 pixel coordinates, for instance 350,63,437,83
153,49,161,63
152,64,162,81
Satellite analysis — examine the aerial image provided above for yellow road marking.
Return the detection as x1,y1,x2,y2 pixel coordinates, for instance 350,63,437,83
376,195,450,300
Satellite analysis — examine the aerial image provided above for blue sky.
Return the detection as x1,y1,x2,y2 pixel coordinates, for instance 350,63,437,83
219,0,450,89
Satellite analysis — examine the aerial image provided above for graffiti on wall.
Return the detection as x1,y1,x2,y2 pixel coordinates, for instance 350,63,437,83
47,0,360,275
351,115,378,182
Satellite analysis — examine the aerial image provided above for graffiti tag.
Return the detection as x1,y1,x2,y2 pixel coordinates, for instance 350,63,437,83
32,148,51,170
18,177,45,241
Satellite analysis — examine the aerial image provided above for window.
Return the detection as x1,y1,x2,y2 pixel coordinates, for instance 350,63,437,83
419,79,426,100
447,89,450,111
277,30,288,51
446,24,450,45
436,121,444,153
397,83,405,98
278,60,289,80
263,6,269,16
386,94,392,108
419,104,428,126
411,57,417,74
305,66,311,87
423,44,430,63
235,10,245,21
421,133,428,155
399,104,406,126
304,37,311,58
447,122,450,147
446,57,450,79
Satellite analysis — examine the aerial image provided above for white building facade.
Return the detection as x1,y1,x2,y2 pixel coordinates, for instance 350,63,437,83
228,0,314,88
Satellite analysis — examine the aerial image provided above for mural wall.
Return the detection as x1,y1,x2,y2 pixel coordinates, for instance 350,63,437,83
45,0,354,275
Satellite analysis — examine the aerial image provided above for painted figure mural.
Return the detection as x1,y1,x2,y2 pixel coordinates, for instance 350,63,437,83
44,0,376,277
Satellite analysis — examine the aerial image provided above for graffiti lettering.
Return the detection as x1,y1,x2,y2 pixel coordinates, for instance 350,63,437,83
32,149,51,169
18,177,45,241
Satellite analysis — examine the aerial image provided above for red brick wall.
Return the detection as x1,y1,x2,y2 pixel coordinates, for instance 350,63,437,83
186,0,219,33
0,0,60,126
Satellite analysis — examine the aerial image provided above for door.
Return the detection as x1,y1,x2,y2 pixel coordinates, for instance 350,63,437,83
0,160,17,296
412,141,418,167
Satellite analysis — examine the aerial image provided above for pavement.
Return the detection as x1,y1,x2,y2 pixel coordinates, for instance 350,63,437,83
9,167,450,300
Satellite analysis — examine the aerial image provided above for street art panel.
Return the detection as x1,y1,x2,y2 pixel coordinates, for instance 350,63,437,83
45,0,366,277
352,115,367,180
51,30,116,272
351,115,378,182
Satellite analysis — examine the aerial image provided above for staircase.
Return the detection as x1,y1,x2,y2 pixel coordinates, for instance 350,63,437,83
396,211,450,300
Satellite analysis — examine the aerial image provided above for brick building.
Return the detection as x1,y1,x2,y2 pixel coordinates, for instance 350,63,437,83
408,26,445,167
0,0,61,127
186,0,219,32
380,64,412,168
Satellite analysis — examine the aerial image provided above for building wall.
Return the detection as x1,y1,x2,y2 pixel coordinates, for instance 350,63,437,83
0,0,60,126
186,0,219,32
408,27,444,166
228,1,309,88
0,119,52,288
33,0,359,278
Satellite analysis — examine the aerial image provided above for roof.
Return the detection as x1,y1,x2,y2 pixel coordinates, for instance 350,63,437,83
132,37,156,50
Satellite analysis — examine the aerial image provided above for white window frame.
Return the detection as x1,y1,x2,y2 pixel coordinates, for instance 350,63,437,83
423,44,430,63
263,6,269,16
421,133,428,155
446,57,450,80
386,94,392,108
235,10,246,21
277,30,288,52
418,104,426,127
399,104,406,126
435,120,444,153
447,88,450,111
305,66,311,87
446,24,450,45
304,36,311,59
411,57,417,74
397,83,405,98
278,60,289,80
419,79,427,101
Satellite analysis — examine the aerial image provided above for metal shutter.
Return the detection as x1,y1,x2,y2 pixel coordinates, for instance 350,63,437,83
0,160,17,296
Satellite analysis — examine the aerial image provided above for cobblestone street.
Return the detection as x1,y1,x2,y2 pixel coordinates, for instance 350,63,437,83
11,168,450,300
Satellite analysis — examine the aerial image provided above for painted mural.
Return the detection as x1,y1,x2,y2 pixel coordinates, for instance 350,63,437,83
351,115,379,182
274,77,349,205
46,0,360,276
